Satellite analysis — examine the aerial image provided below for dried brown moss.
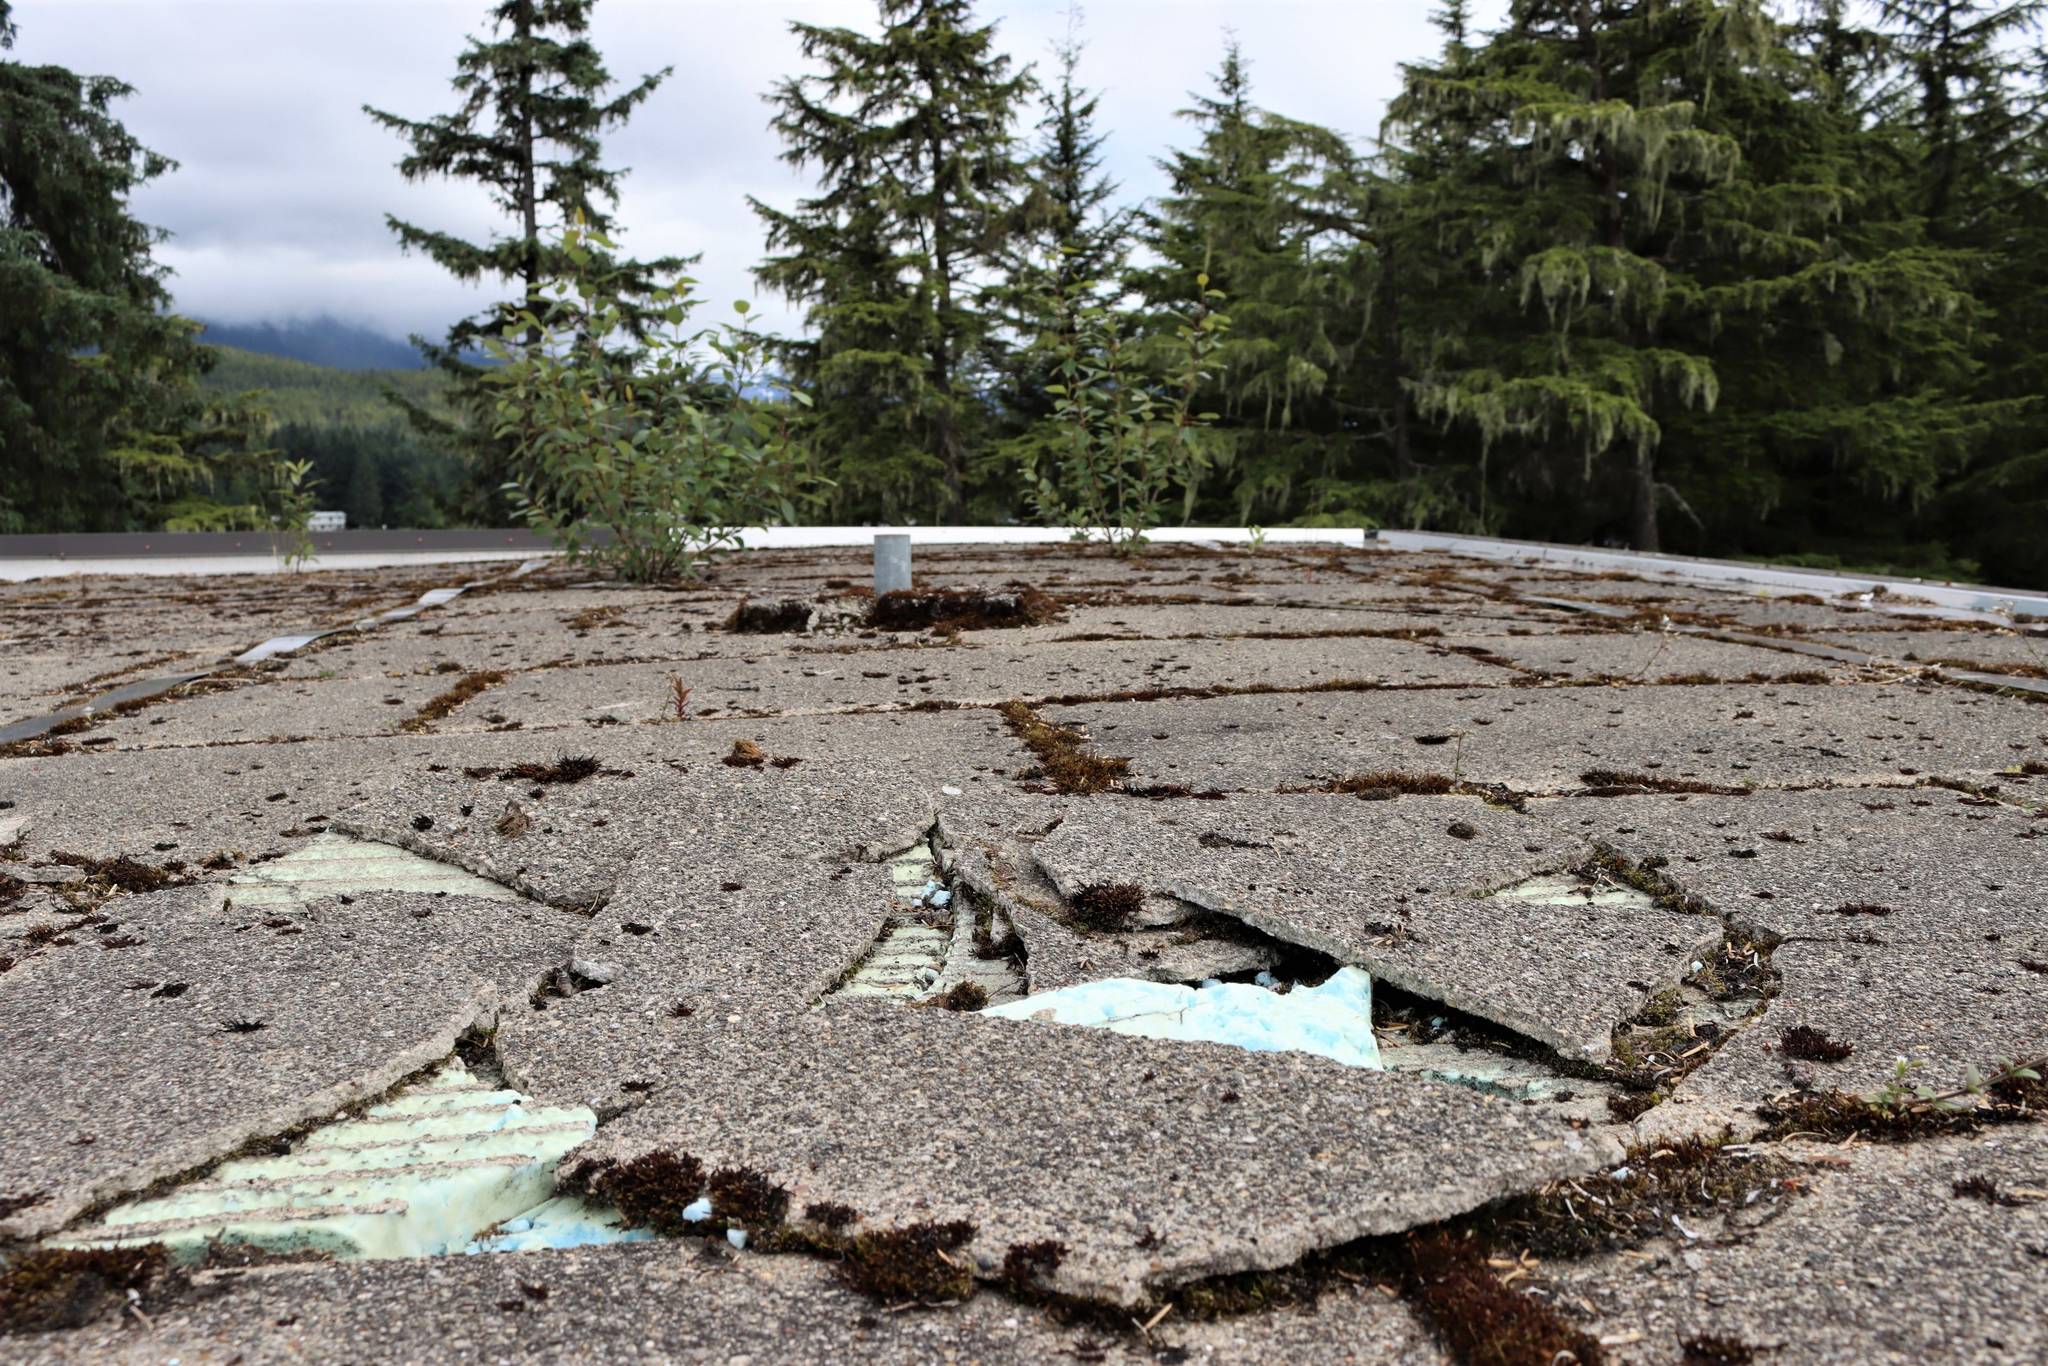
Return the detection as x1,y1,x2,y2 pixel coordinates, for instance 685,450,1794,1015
571,1150,706,1234
50,852,185,894
803,1201,860,1231
725,598,813,633
922,981,989,1011
1780,1025,1854,1062
1323,771,1454,800
0,1245,168,1335
1757,1093,2018,1142
1402,1229,1604,1366
707,1167,789,1228
838,1219,978,1303
1068,882,1144,932
1578,770,1750,797
1477,1137,1794,1260
502,754,603,786
997,1239,1067,1294
869,587,1063,632
402,669,507,732
996,699,1130,794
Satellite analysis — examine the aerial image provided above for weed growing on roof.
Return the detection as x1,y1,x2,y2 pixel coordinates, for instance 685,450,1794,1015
1761,1054,2047,1142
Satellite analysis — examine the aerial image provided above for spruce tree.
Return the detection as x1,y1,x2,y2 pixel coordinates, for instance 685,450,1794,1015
987,14,1131,489
365,0,685,508
0,0,206,530
751,0,1034,520
1132,42,1380,525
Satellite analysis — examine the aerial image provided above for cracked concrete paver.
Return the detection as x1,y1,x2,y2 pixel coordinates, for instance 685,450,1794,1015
1548,788,2048,944
1553,1130,2048,1365
1028,795,1717,1059
531,1006,1611,1306
0,885,580,1239
15,1239,1447,1365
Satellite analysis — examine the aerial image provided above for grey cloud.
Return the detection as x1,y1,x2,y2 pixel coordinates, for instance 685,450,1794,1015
15,0,1468,342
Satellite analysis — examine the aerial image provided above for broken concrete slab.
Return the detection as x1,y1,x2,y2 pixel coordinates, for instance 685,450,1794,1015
0,884,580,1240
537,1006,1611,1306
14,1236,1447,1364
6,542,2044,1362
1027,795,1715,1061
1655,932,2047,1121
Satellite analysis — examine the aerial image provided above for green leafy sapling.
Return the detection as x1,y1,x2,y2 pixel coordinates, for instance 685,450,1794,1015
484,220,818,582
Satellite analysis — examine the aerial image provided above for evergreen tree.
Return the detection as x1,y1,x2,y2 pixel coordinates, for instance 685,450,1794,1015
1877,1,2043,240
752,0,1034,520
1384,1,1985,551
0,0,207,530
1132,41,1383,526
365,0,685,510
985,11,1132,497
1879,2,2048,584
346,447,385,528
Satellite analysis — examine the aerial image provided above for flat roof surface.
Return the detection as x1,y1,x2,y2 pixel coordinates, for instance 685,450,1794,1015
2,543,2044,1361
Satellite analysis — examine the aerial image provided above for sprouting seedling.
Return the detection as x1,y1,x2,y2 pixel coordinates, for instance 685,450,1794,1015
668,677,692,721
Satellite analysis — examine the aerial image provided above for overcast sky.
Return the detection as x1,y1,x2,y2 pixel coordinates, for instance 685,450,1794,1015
12,1,1480,343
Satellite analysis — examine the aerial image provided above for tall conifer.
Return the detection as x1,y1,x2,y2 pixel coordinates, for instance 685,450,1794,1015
752,0,1034,520
366,0,683,511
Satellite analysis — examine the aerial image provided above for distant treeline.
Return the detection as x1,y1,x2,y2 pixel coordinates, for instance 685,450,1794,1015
197,347,469,530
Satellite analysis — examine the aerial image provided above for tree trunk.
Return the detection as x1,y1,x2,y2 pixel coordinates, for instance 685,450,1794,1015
516,0,540,348
1630,453,1660,552
926,119,965,521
